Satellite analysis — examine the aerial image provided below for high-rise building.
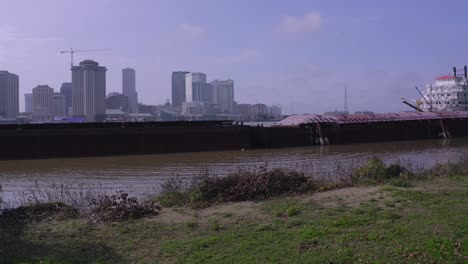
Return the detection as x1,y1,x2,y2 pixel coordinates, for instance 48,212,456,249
202,83,214,103
212,79,234,113
106,92,129,111
0,71,19,118
252,104,268,116
24,93,33,113
60,82,72,116
32,85,54,122
236,104,252,115
52,93,66,117
122,68,138,113
72,60,107,122
271,104,282,118
171,71,190,107
186,72,214,103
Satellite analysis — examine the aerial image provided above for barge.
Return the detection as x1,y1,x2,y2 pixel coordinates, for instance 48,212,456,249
0,112,468,159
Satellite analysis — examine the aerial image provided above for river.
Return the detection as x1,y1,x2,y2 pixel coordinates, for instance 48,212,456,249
1,138,467,206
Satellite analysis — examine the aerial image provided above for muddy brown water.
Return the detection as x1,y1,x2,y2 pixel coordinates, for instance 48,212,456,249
1,138,467,205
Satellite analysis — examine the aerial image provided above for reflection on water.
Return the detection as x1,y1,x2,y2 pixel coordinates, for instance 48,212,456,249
0,138,467,203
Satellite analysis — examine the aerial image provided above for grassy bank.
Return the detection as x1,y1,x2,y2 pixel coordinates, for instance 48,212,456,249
1,173,467,263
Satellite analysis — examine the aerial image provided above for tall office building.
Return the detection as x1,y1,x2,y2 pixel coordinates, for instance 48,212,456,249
185,72,214,103
32,85,54,122
25,93,33,113
171,71,190,107
212,79,234,113
52,93,66,117
60,82,72,115
122,68,138,113
72,60,107,121
202,83,214,103
0,71,19,118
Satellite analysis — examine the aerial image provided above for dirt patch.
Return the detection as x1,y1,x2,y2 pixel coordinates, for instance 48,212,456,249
301,186,381,208
148,201,265,224
198,201,264,222
412,177,467,193
150,208,196,224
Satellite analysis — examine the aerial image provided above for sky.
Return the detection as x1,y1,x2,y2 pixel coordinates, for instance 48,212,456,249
1,0,468,114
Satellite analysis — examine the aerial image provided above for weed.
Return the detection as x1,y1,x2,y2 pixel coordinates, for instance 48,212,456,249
285,206,302,217
254,224,275,232
298,227,326,241
382,210,401,221
286,219,306,228
186,221,198,230
208,218,221,231
157,191,190,208
222,212,233,218
351,157,389,184
390,178,412,188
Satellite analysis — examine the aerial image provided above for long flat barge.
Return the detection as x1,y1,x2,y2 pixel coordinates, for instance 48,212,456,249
1,112,468,159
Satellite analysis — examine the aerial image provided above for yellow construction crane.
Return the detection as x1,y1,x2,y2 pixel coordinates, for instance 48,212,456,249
60,48,111,68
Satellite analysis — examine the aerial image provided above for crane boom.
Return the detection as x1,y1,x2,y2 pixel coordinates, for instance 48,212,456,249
401,97,423,112
60,48,111,67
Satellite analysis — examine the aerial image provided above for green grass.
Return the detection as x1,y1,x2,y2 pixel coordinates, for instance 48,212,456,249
1,175,467,263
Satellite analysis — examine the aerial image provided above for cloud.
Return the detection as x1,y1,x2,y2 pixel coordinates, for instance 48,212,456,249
178,23,205,38
220,49,262,64
279,12,322,34
198,49,262,67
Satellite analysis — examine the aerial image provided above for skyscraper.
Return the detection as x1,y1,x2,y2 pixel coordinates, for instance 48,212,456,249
122,68,138,113
52,93,66,117
72,60,107,121
0,71,19,118
32,85,54,122
212,79,234,113
201,83,214,103
60,82,72,116
171,71,190,107
185,72,209,102
24,93,33,113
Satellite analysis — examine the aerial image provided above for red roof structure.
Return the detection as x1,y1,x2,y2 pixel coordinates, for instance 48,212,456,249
436,75,460,80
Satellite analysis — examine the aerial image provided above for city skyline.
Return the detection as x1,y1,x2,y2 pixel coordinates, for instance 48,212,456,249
2,1,468,114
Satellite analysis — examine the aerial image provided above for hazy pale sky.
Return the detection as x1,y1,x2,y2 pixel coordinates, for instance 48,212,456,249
1,0,467,114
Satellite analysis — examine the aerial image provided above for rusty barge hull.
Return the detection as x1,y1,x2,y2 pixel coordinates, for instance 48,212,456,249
276,112,468,145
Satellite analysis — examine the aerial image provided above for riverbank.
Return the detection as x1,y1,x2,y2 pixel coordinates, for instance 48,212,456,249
1,173,466,263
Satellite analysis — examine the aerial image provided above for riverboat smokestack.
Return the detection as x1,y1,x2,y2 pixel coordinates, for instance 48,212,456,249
464,65,467,79
453,67,457,77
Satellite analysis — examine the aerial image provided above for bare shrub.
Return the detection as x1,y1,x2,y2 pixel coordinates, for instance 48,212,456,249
158,165,311,208
90,191,161,222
